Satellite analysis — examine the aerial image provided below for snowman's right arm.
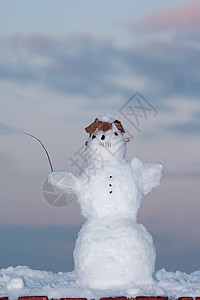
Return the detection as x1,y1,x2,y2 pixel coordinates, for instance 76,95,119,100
48,171,79,195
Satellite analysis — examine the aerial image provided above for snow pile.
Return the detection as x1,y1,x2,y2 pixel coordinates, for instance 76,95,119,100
1,266,200,299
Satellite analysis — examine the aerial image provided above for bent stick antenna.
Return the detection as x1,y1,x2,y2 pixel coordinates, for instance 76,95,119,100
23,132,54,172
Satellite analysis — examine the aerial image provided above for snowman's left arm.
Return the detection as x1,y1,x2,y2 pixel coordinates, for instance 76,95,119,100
141,161,164,195
130,156,164,195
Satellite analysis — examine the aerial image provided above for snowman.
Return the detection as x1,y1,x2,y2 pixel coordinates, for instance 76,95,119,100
48,113,164,290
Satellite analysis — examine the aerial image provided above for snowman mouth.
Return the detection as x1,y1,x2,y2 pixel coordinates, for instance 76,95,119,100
99,141,111,148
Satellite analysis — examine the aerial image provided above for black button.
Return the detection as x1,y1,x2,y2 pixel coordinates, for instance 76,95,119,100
110,175,112,178
109,191,112,194
109,184,112,187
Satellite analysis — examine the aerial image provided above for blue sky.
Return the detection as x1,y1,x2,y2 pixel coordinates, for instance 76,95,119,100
0,0,200,273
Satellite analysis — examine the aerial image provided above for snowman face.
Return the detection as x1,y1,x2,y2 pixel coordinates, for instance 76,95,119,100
86,126,126,163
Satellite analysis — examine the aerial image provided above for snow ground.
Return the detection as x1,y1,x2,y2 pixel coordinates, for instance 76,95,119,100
0,266,200,300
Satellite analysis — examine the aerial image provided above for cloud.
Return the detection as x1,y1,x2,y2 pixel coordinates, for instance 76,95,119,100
140,97,200,138
127,1,200,92
169,121,200,135
0,122,20,136
2,31,198,142
135,0,200,31
0,33,128,98
0,29,200,115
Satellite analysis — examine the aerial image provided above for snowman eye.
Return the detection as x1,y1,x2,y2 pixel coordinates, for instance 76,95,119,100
92,135,96,139
115,132,118,136
101,135,105,140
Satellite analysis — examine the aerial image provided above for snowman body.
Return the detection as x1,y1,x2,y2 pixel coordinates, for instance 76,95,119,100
48,113,164,290
78,160,140,220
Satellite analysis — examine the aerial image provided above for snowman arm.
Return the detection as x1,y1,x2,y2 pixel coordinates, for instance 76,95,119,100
141,162,164,195
48,171,79,194
130,156,164,195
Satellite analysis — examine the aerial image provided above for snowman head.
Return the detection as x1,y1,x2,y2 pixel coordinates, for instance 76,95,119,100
85,113,130,164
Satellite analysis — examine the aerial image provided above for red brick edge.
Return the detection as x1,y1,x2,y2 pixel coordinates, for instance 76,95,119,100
18,297,48,300
0,296,200,300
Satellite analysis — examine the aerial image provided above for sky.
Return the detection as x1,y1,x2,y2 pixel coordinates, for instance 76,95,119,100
0,0,200,273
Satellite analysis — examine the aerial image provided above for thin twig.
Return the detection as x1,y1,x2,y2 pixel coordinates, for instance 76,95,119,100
23,132,54,172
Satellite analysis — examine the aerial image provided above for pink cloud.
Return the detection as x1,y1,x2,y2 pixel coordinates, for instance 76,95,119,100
137,0,200,31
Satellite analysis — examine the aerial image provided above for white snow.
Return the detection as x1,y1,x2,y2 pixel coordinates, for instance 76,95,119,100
6,277,24,290
97,112,118,123
1,266,200,299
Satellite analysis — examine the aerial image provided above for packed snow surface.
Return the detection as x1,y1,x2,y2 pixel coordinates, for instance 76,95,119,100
1,266,200,299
